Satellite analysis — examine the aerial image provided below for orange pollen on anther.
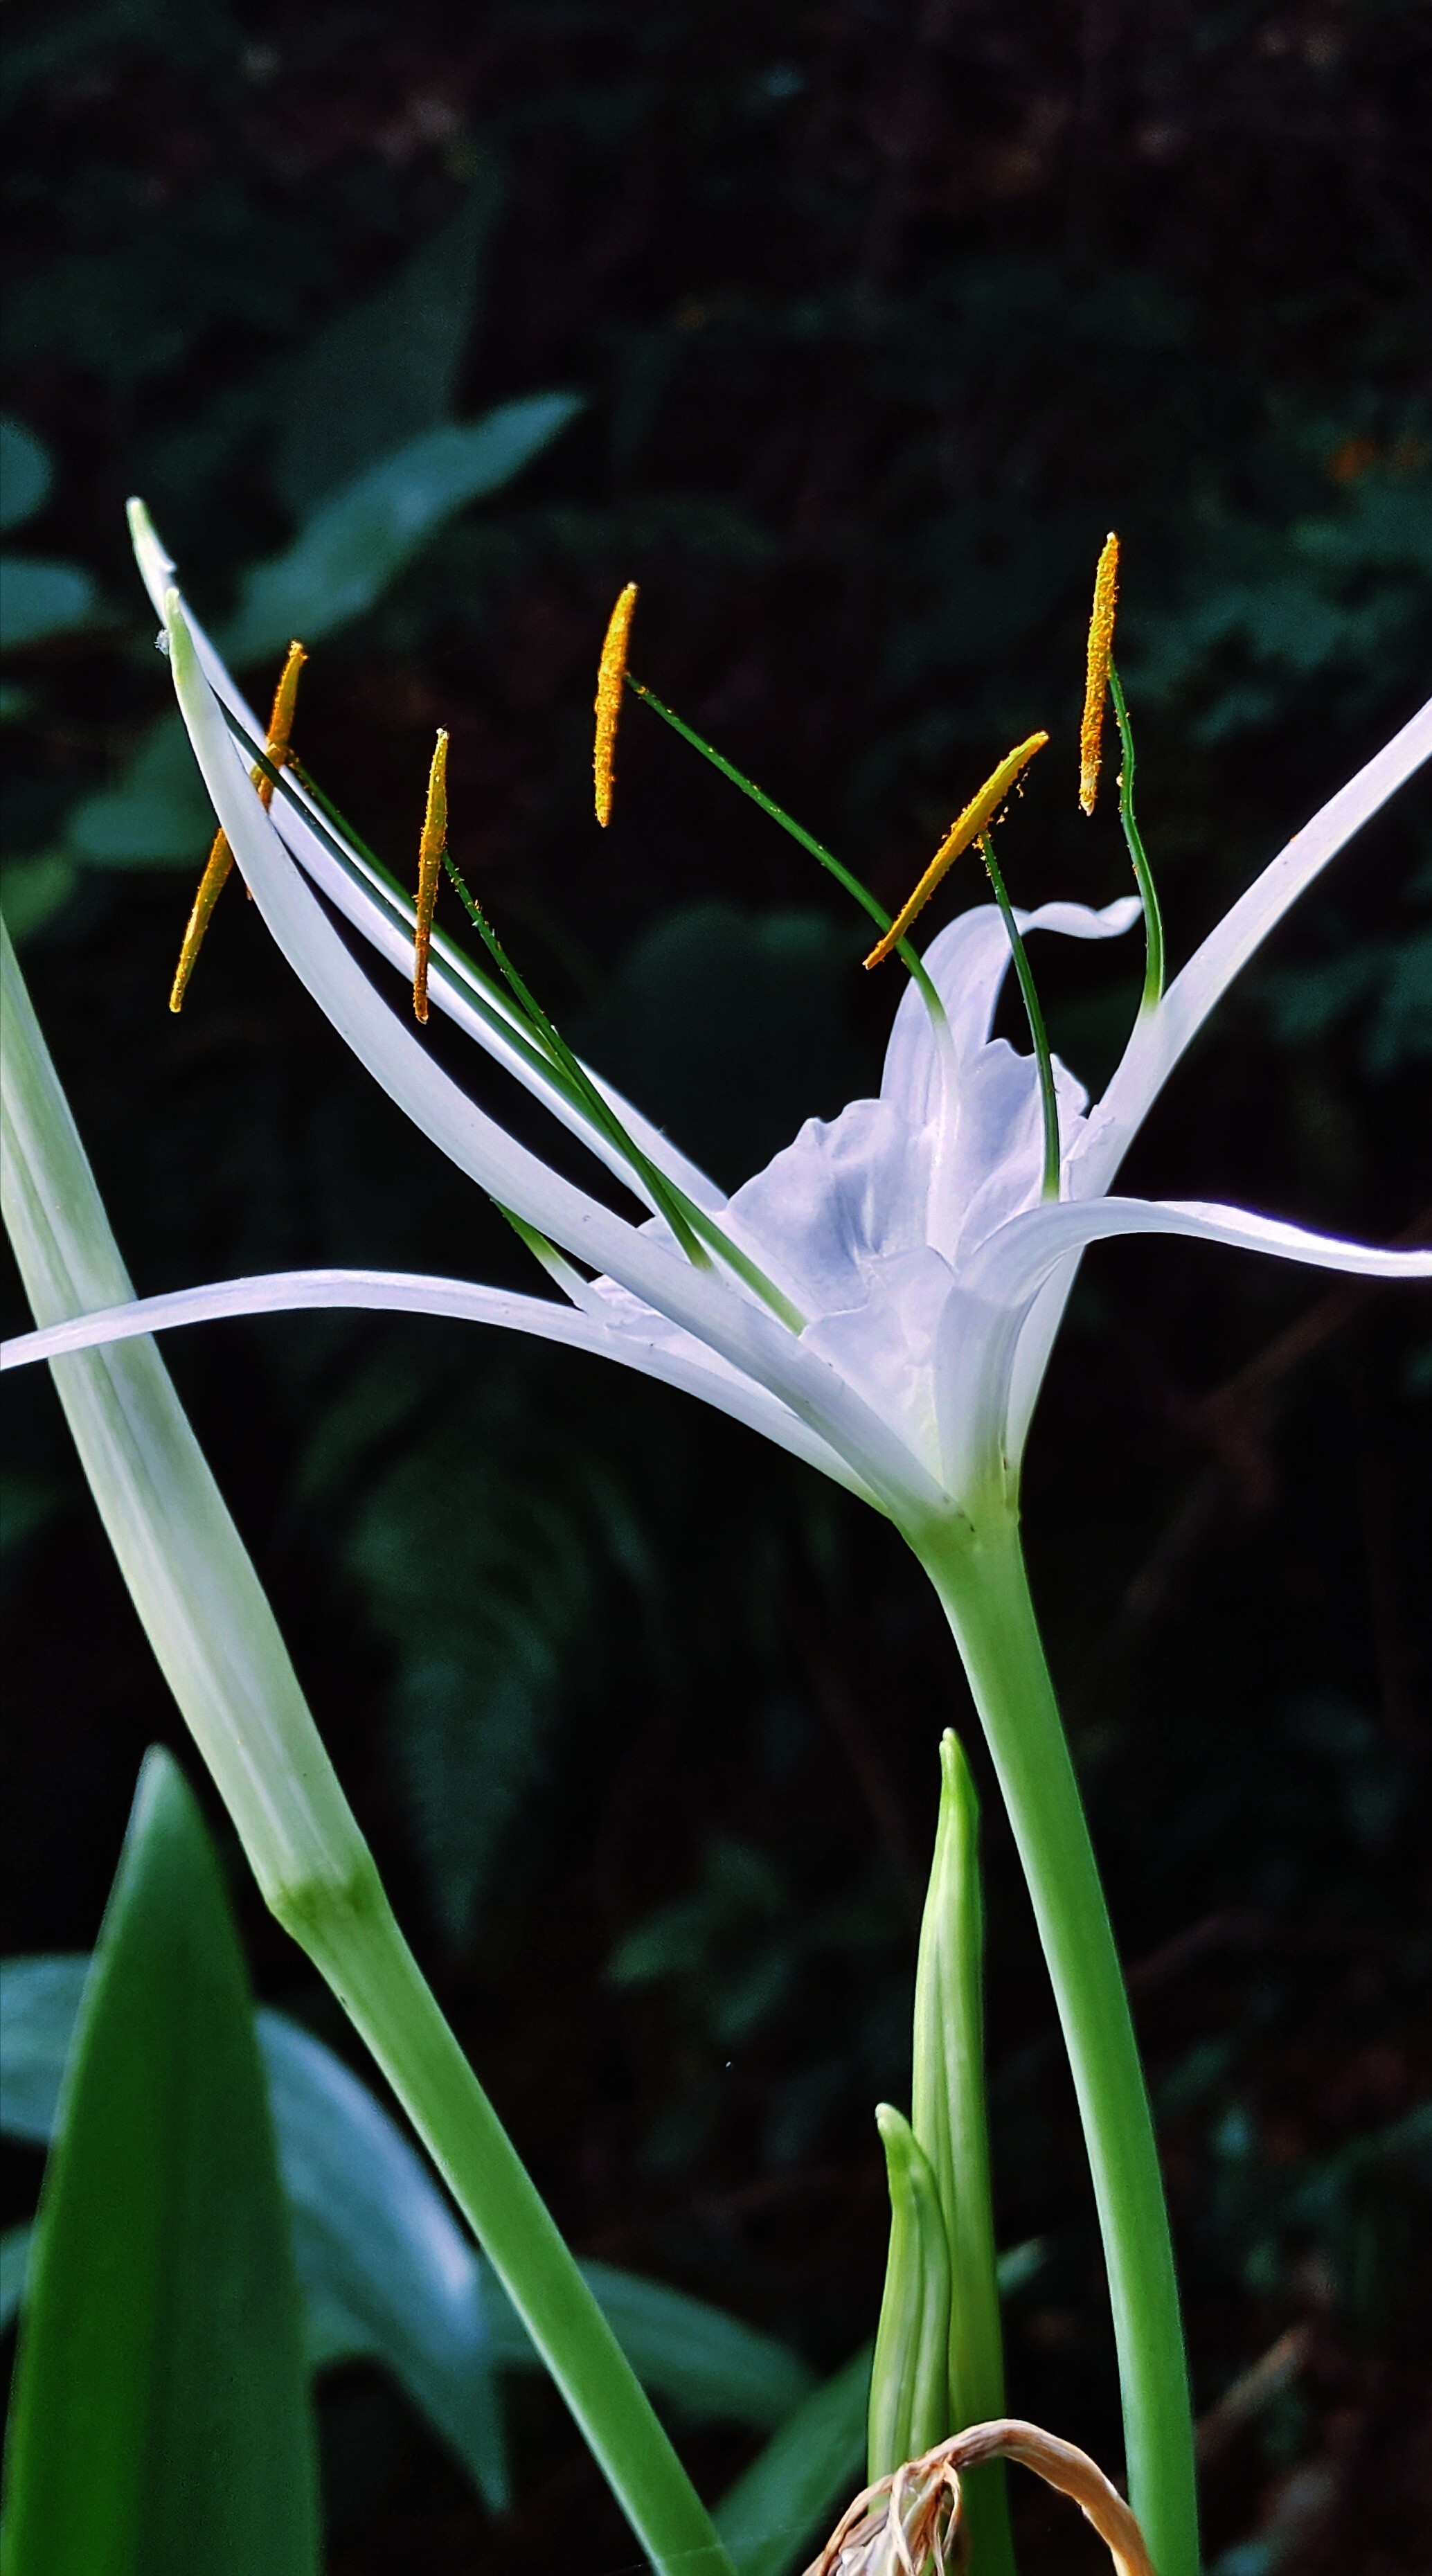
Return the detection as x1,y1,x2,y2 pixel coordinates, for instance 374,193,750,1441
412,728,449,1026
593,582,638,827
1078,533,1119,816
863,731,1050,969
168,638,307,1014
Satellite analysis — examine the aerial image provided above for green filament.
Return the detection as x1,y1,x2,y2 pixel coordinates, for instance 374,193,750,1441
438,850,807,1332
219,707,805,1332
977,833,1062,1202
1108,661,1164,1010
626,677,947,1026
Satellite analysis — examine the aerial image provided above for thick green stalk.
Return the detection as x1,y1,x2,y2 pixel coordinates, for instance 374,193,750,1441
909,1506,1198,2576
910,1732,1015,2576
0,920,734,2576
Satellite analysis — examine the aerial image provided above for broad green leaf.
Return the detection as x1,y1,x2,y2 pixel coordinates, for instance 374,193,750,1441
256,2008,509,2510
0,1951,506,2507
0,420,52,532
1,1951,811,2502
222,394,582,663
66,713,214,868
0,1750,319,2576
715,2343,871,2576
484,2260,814,2431
274,174,504,516
0,556,98,650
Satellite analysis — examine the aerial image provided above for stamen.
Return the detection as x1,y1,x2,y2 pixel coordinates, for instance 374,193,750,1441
412,728,449,1025
1109,663,1165,1009
169,639,306,1012
978,833,1061,1202
1078,533,1119,816
863,733,1049,969
627,675,948,1023
593,582,638,825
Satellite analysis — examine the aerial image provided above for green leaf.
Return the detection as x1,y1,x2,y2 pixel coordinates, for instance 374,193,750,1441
65,713,215,868
274,173,505,516
256,2009,510,2510
0,855,78,938
0,1749,319,2576
0,2221,32,2334
484,2260,814,2431
715,2343,871,2576
0,420,52,532
222,395,583,663
0,556,98,650
1,1952,810,2499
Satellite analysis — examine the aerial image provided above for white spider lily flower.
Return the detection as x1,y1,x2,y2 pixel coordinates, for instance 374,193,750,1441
5,505,1430,1538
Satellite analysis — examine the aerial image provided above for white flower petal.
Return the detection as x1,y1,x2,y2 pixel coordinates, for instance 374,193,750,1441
882,895,1140,1129
0,1269,879,1501
163,597,944,1516
129,502,726,1217
968,1193,1432,1306
724,1097,931,1316
1077,692,1432,1195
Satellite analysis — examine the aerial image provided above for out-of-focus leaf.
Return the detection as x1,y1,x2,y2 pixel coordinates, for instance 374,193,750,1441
483,2260,814,2429
65,713,214,868
0,420,52,531
222,395,582,663
1,1952,812,2498
0,556,98,650
0,1951,505,2505
0,2221,31,2334
256,2007,509,2510
0,1468,67,1563
0,856,78,940
274,173,504,515
580,905,874,1193
715,2343,871,2576
0,1956,87,2135
0,1751,319,2575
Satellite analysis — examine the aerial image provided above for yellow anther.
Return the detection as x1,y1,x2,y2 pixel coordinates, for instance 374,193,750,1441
593,581,637,827
863,731,1049,969
1079,532,1119,815
412,728,449,1025
169,640,307,1013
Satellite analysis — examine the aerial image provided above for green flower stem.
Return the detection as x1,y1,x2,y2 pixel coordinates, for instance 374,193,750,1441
911,1505,1198,2576
0,920,735,2576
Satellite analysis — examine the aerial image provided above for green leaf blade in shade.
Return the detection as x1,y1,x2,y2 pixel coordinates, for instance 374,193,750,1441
221,395,583,663
0,1750,319,2576
0,420,53,532
714,2344,871,2576
0,556,98,650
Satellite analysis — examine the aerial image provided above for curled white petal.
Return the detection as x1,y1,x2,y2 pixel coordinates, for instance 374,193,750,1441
969,1194,1432,1306
0,1267,880,1502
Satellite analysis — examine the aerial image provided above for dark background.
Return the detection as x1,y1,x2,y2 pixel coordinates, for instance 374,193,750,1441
2,4,1430,2569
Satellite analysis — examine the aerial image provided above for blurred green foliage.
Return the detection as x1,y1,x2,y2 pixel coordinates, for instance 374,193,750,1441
2,2,1429,2567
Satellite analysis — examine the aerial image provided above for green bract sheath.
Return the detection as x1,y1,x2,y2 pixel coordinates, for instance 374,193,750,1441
868,2107,951,2483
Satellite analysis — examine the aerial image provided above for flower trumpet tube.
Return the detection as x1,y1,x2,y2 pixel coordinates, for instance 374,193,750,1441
6,503,1432,2576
